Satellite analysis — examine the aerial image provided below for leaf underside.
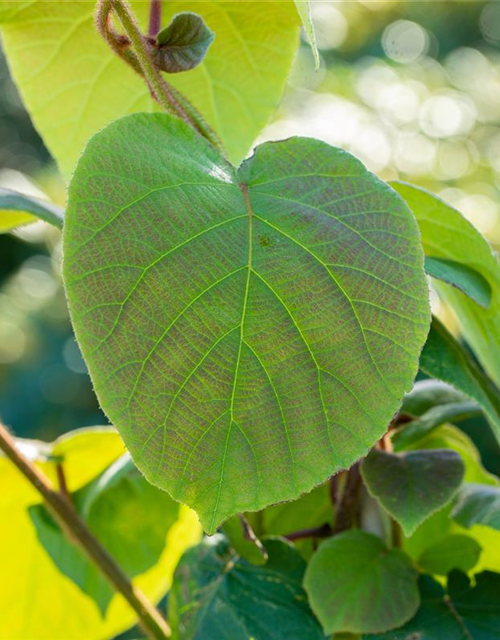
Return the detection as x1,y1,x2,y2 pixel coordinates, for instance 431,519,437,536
63,113,430,533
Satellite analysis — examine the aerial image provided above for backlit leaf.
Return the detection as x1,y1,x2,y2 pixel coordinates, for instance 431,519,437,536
392,181,500,388
304,530,419,635
63,113,430,533
420,317,500,445
0,187,63,232
169,536,325,640
417,534,481,575
452,483,500,531
0,428,200,640
360,448,464,536
0,0,300,174
294,0,320,69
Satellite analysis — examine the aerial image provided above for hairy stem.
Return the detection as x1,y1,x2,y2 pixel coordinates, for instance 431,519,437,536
148,0,162,37
111,0,220,148
0,422,171,640
333,463,362,534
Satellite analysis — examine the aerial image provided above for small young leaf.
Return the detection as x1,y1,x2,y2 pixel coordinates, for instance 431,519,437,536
155,12,215,74
364,571,500,640
294,0,320,69
402,379,470,416
0,188,63,232
392,181,500,389
169,536,325,640
360,448,465,536
452,483,500,531
418,534,481,575
424,256,491,308
63,113,430,533
420,317,500,446
304,530,419,635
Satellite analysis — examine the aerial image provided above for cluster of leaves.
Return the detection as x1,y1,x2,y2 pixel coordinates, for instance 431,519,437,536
1,1,500,639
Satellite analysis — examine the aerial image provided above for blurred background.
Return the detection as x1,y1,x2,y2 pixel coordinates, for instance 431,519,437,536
1,0,499,471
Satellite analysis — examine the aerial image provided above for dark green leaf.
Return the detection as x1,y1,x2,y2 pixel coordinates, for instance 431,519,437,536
63,113,430,533
361,448,464,536
304,531,419,635
420,317,500,445
0,187,63,232
393,399,481,449
392,181,500,389
424,256,491,308
418,534,481,575
169,536,325,640
156,12,215,73
401,379,469,416
30,454,186,613
222,514,268,565
364,571,500,640
452,483,500,531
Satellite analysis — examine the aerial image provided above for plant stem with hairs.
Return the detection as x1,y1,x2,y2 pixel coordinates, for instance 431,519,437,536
0,422,171,640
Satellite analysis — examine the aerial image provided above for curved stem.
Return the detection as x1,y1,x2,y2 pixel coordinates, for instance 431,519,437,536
111,0,221,149
0,422,171,640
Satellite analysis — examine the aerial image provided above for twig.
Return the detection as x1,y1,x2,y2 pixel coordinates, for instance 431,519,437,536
333,463,362,534
285,523,332,542
110,0,220,148
0,422,171,640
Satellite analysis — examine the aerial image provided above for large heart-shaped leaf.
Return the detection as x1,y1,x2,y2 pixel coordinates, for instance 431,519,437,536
361,448,465,536
63,113,430,533
304,530,419,635
0,0,300,175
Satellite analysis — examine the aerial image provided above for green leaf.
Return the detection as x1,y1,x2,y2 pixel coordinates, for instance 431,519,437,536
452,483,500,531
63,113,430,533
417,534,482,575
222,514,268,565
0,428,199,639
304,530,419,635
155,12,214,74
29,453,187,614
393,399,481,449
0,187,64,232
398,425,500,576
392,181,500,388
169,535,325,640
401,379,469,416
364,572,500,640
360,448,464,536
294,0,319,69
424,256,491,308
420,317,500,445
0,0,300,174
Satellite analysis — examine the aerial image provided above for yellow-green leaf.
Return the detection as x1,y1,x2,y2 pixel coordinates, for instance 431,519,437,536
0,428,201,640
0,0,300,176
